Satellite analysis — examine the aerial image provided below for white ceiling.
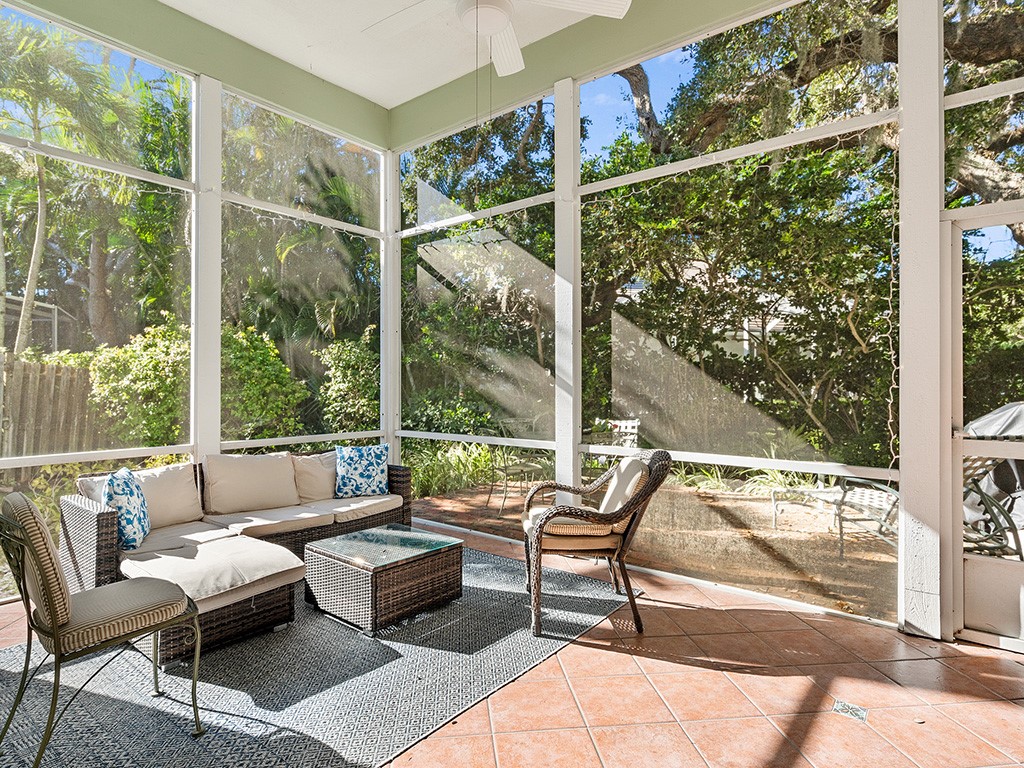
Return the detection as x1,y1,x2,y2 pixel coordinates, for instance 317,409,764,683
155,0,589,108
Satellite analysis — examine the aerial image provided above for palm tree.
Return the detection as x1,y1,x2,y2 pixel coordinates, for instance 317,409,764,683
0,18,130,354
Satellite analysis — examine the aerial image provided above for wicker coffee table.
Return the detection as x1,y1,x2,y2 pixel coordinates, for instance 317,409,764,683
304,524,463,635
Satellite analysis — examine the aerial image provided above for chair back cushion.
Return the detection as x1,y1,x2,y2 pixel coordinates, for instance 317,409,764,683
134,463,203,528
104,468,151,550
203,453,301,514
292,451,337,502
1,492,72,629
598,457,649,532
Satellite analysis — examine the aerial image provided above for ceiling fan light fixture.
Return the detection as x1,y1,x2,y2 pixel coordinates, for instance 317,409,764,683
456,0,514,36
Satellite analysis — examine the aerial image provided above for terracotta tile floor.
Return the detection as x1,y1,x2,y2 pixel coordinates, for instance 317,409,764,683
3,525,1024,768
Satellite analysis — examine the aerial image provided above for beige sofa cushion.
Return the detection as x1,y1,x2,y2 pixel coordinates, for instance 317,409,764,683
203,453,300,514
135,463,203,528
292,451,336,503
202,505,335,538
126,521,237,555
301,494,403,524
77,463,203,529
120,536,305,614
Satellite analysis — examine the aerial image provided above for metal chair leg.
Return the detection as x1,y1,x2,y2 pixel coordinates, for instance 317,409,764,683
190,616,205,738
529,534,544,636
524,537,532,593
617,556,644,634
607,557,621,594
33,655,61,768
0,625,32,753
151,631,164,697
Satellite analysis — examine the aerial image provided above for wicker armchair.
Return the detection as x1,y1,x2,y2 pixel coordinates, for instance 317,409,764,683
0,493,204,768
522,449,672,636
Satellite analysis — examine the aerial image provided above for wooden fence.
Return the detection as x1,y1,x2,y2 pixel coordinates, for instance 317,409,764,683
0,355,107,462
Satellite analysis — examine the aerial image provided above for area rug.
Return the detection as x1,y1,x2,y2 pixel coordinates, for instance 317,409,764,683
0,549,628,768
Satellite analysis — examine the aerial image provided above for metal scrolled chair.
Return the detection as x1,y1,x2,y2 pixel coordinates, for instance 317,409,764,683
522,449,672,637
0,492,205,768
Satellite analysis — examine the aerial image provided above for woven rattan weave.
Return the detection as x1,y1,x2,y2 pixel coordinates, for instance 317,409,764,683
57,463,412,663
305,525,463,635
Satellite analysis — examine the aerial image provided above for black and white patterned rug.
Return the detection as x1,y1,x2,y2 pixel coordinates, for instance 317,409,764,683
0,549,627,768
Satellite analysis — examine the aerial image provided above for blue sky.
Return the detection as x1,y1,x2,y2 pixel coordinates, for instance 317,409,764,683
580,47,693,160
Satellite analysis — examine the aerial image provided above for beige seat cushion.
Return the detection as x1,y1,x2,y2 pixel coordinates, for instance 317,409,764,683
34,576,189,655
203,453,300,514
202,505,335,538
536,532,623,552
77,463,203,529
292,451,336,503
521,459,649,539
125,521,237,555
120,537,305,613
2,493,71,630
301,494,403,524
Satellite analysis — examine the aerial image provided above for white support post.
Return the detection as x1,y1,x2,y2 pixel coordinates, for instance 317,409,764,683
898,0,952,639
553,77,582,502
381,150,403,465
191,75,223,461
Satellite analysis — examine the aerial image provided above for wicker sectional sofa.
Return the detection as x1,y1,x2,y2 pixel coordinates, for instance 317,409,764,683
59,451,411,664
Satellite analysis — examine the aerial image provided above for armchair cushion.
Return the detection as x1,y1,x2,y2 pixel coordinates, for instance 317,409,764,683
203,453,300,514
522,507,612,537
2,493,72,629
597,458,648,534
35,576,188,655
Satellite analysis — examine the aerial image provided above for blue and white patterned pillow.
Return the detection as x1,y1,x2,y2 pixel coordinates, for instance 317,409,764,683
335,444,390,499
104,468,150,551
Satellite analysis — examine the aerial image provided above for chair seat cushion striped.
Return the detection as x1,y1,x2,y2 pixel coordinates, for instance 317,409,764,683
33,576,188,655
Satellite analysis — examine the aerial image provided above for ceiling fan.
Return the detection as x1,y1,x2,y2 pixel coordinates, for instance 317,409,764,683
363,0,632,77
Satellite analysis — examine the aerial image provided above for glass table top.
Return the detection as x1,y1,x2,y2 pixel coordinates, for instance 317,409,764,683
308,524,463,569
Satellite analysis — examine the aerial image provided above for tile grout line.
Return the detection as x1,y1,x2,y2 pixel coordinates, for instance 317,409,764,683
556,653,610,768
930,701,1022,765
628,632,713,768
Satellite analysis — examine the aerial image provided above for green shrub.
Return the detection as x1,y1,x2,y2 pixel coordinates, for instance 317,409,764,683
315,325,380,432
403,388,494,435
64,322,307,446
221,325,307,440
403,438,494,498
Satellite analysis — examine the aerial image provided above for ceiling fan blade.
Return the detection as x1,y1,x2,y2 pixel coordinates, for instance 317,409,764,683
525,0,632,19
362,0,449,35
491,23,525,77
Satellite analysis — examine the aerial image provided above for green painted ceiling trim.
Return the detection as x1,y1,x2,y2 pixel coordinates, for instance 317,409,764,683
389,0,782,151
14,0,390,149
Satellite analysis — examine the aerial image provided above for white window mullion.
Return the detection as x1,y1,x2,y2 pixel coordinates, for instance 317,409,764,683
191,75,223,461
898,0,951,639
381,150,403,465
553,77,582,501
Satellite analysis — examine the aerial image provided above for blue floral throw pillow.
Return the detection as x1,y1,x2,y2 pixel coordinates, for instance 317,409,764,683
335,444,390,498
104,468,150,551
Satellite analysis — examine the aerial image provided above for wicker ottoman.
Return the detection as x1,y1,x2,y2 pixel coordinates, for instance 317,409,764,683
304,524,463,635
